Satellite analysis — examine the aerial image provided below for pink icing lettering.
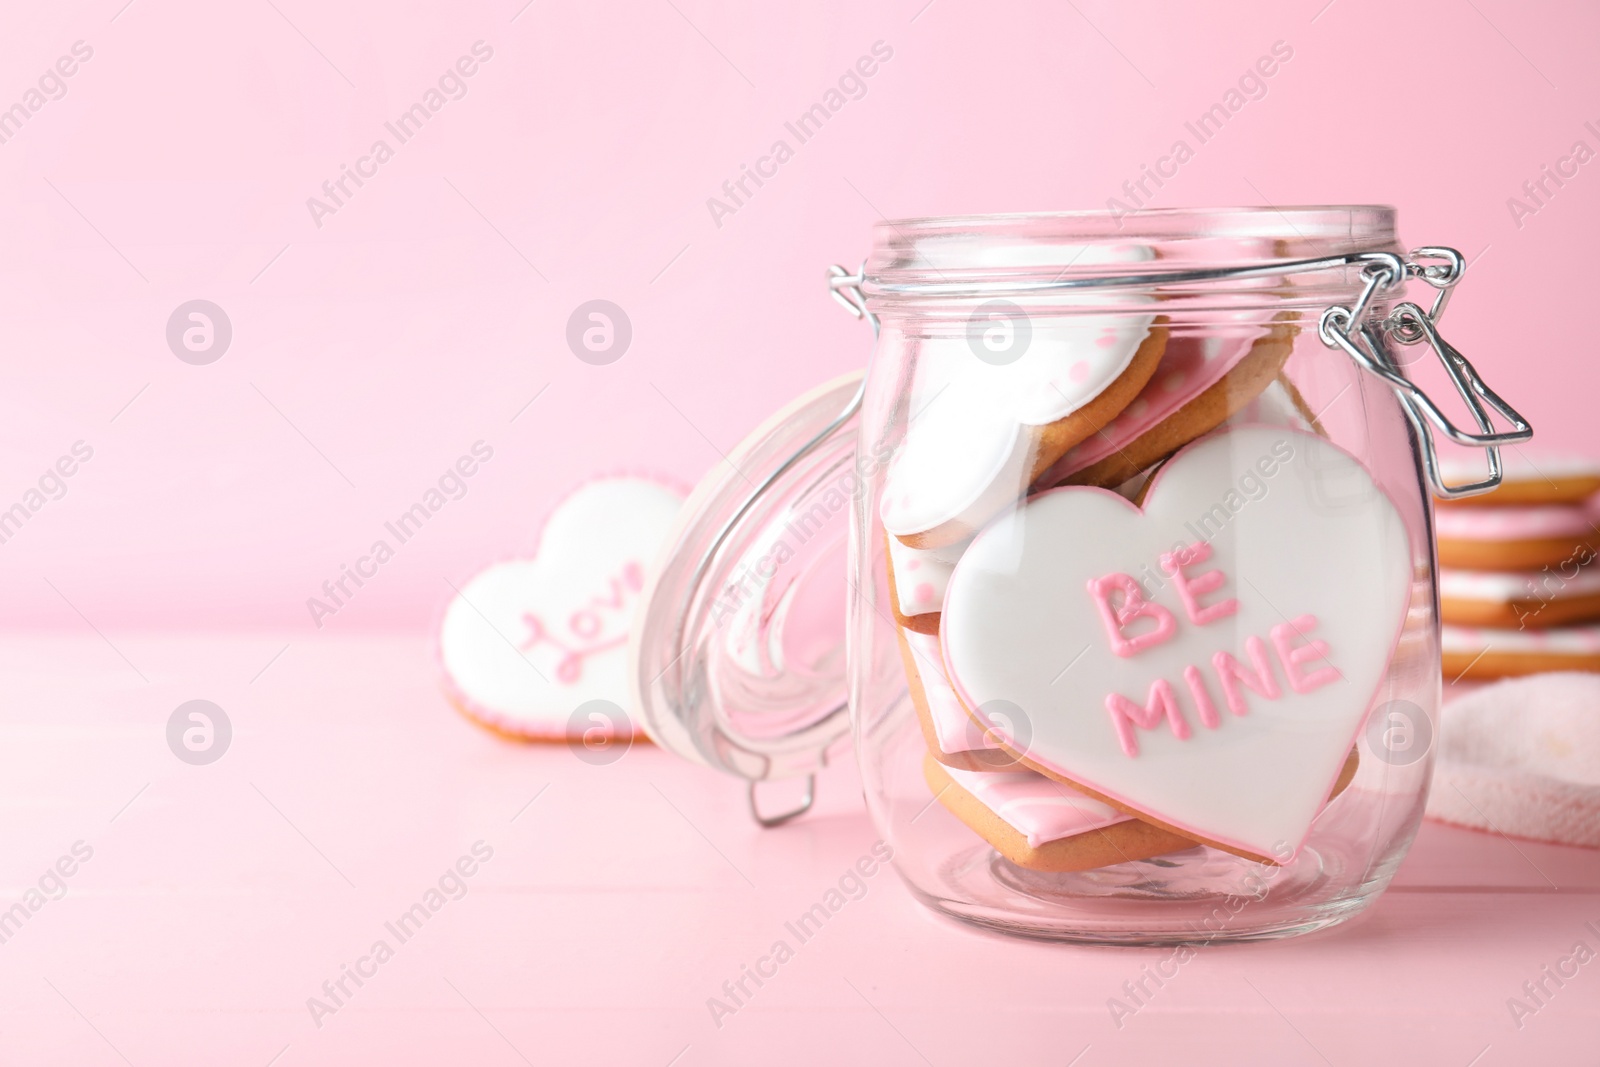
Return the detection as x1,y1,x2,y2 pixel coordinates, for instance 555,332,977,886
1104,678,1190,758
1086,574,1177,657
1160,542,1238,626
520,613,620,684
594,563,646,610
1212,636,1281,717
1270,615,1340,693
521,560,647,684
1182,664,1220,729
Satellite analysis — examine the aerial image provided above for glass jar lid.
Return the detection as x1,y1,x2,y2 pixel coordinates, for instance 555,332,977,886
631,372,864,816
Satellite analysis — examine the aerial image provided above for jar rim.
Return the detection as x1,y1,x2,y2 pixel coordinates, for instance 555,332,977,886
873,204,1396,240
862,205,1402,317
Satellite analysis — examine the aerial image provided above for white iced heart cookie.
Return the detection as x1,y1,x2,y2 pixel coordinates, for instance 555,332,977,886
941,426,1411,861
439,476,685,739
881,243,1160,546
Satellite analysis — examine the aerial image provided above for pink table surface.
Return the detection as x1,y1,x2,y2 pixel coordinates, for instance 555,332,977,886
2,633,1597,1066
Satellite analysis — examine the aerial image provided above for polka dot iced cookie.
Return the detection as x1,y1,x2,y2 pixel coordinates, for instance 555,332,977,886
881,243,1170,550
884,532,965,634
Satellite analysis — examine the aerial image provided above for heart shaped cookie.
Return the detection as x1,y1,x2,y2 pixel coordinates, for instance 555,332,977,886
941,426,1411,860
439,476,685,739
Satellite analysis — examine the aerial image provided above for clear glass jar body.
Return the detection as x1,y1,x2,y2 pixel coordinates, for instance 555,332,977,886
849,208,1438,943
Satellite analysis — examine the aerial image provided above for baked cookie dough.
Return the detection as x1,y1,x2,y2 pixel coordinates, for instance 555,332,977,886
922,752,1196,872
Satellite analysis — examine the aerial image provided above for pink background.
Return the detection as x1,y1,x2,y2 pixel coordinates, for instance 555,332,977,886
2,0,1597,632
3,1,1600,1063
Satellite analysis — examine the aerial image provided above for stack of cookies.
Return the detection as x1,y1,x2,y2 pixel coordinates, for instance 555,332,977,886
1437,455,1600,680
879,256,1385,874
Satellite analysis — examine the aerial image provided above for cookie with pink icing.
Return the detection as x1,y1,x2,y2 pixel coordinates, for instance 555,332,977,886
881,243,1170,549
939,426,1410,863
884,468,1155,633
1034,310,1299,492
1443,622,1600,680
897,625,1018,771
1435,501,1600,570
1441,564,1600,629
1437,451,1600,507
439,476,685,740
885,533,966,634
921,753,1197,872
901,559,1360,871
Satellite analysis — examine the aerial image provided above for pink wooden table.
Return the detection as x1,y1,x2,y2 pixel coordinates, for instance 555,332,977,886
2,633,1596,1065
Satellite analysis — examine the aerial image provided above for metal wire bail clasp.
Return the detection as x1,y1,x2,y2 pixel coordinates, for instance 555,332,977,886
828,261,880,339
1317,248,1532,500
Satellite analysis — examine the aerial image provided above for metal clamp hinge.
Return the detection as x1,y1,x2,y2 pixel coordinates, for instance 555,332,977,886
1317,247,1532,500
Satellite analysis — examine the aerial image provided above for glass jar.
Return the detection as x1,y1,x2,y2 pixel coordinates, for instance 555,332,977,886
632,207,1530,944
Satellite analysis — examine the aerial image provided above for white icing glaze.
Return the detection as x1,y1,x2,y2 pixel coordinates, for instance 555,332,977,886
943,764,1133,847
904,629,993,756
1439,451,1600,484
881,371,1026,540
438,477,685,738
1439,566,1600,603
881,243,1157,539
1442,623,1600,655
1434,502,1599,542
940,426,1412,860
888,534,969,616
